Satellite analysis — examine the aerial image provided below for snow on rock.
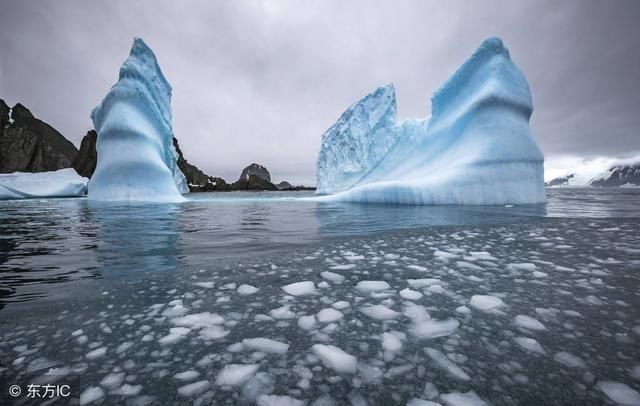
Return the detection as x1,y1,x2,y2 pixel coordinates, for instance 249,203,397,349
312,344,358,374
89,38,187,202
514,337,546,355
356,281,391,292
411,319,460,339
241,338,289,354
237,284,259,295
514,315,546,331
215,364,260,387
360,305,401,320
315,36,545,205
425,347,470,381
469,295,505,312
282,281,316,296
440,390,489,406
317,308,344,323
0,169,88,200
597,381,640,405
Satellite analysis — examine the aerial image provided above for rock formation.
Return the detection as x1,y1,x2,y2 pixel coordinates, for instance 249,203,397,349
72,130,97,178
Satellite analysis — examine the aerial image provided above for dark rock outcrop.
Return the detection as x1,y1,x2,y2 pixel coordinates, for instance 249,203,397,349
545,174,575,187
72,130,98,178
232,174,277,191
172,137,231,192
276,181,293,190
590,163,640,187
0,101,79,173
238,163,271,183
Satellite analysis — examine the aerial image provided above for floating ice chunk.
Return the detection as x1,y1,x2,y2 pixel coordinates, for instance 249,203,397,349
270,306,296,320
356,281,391,292
321,271,346,283
317,308,344,323
407,264,428,272
360,305,401,320
411,319,460,339
177,380,210,397
330,264,356,270
86,347,107,360
116,341,134,354
332,301,350,310
216,364,259,386
407,279,442,288
514,337,546,355
425,347,470,381
241,338,289,354
508,263,537,271
162,301,189,318
282,281,316,296
312,344,358,374
532,271,548,278
174,370,201,381
171,312,224,328
110,384,143,396
100,372,125,389
457,261,484,271
440,390,488,406
257,395,305,406
193,281,214,289
470,251,498,261
0,169,88,200
382,332,403,360
469,295,505,312
80,386,105,404
237,284,259,295
400,288,423,300
407,399,441,406
553,352,586,369
200,325,229,340
404,303,431,321
456,306,471,315
597,381,640,405
159,327,190,345
298,315,317,331
514,315,546,331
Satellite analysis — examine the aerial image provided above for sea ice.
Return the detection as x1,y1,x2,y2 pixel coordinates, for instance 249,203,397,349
174,370,201,381
0,169,88,200
440,390,488,406
237,284,259,295
79,386,105,404
514,337,546,355
425,347,470,381
597,381,640,405
316,308,344,323
298,315,317,331
177,380,210,397
411,319,460,339
257,394,305,406
400,288,423,300
241,338,289,354
355,281,391,292
312,344,358,374
469,295,505,312
359,305,401,320
215,364,259,386
170,312,224,328
321,271,345,283
514,315,546,331
282,281,316,296
89,38,187,202
553,352,586,369
315,37,545,205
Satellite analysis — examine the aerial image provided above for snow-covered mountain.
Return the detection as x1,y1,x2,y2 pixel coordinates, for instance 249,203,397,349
590,163,640,187
316,36,545,205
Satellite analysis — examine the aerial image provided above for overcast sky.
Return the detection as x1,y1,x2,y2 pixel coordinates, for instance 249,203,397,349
1,0,639,184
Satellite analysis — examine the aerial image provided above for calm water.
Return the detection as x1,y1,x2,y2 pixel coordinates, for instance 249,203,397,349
0,188,639,405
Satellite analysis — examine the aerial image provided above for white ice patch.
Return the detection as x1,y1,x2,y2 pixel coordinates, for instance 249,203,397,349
171,312,224,328
174,370,200,381
282,281,316,296
269,306,296,320
440,390,488,406
241,338,289,354
85,347,107,360
597,381,640,405
425,347,470,381
257,394,305,406
79,386,105,404
514,337,546,355
297,315,317,331
317,308,344,323
469,295,505,312
321,271,346,283
508,263,537,271
400,288,423,300
159,327,190,345
360,305,401,320
356,281,391,292
177,380,210,397
312,344,358,374
407,279,442,288
215,364,259,386
411,319,460,339
514,315,546,331
553,352,586,369
407,399,441,406
238,284,259,295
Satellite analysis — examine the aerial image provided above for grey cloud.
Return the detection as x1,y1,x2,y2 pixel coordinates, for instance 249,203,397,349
1,0,638,184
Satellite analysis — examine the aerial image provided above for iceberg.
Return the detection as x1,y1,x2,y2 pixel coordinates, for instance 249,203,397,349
0,169,87,200
89,38,188,202
316,37,545,205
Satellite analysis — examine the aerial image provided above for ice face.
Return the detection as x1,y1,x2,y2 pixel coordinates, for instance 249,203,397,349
89,38,187,202
0,169,87,200
316,36,545,205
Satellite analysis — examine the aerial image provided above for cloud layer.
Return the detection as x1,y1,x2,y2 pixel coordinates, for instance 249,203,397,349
1,1,638,184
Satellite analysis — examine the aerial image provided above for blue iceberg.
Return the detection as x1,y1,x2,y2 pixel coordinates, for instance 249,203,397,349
316,37,545,205
89,38,187,202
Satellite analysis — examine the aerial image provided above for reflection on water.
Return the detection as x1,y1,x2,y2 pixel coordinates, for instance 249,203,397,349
0,188,638,308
